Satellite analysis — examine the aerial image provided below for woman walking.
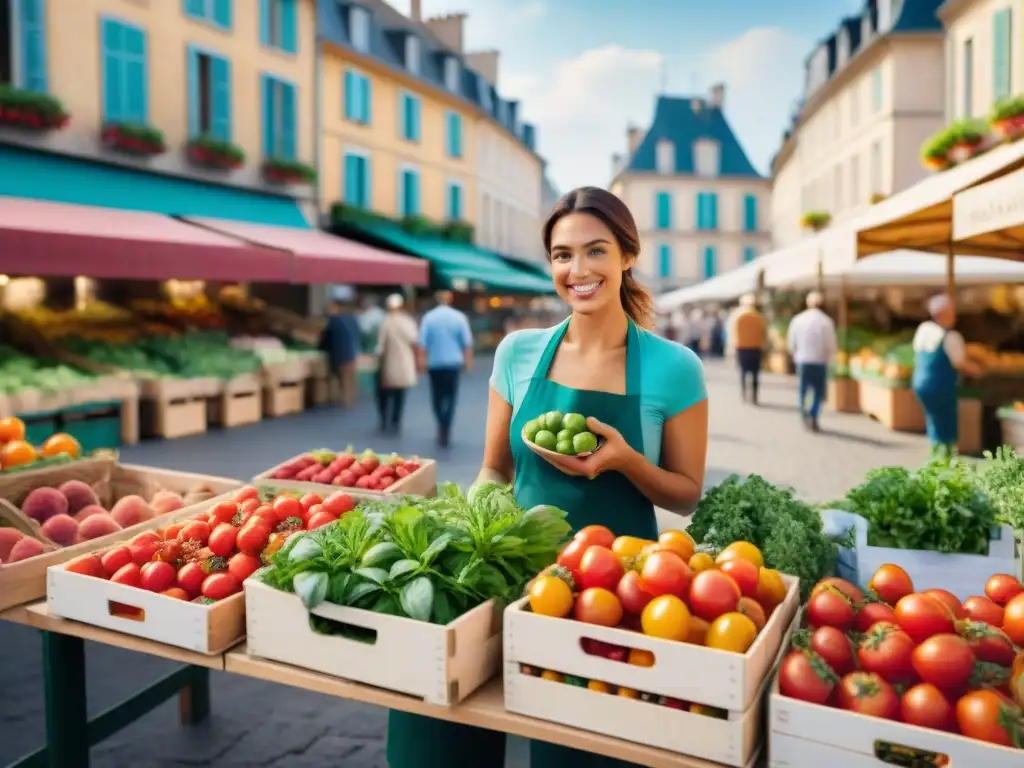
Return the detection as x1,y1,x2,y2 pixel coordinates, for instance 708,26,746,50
375,293,418,434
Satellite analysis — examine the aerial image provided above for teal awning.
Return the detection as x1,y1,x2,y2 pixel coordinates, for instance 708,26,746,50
0,146,310,228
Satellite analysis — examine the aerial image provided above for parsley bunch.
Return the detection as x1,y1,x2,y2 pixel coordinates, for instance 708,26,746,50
974,445,1024,535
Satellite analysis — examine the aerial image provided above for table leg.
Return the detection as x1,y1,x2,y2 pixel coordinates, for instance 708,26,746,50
41,631,89,768
178,666,210,726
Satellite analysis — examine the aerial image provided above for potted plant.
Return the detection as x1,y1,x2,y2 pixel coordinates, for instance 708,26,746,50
401,215,440,238
920,128,956,171
800,211,831,231
443,220,474,244
101,123,166,156
185,136,245,170
0,86,69,131
262,158,317,185
990,95,1024,141
945,119,989,163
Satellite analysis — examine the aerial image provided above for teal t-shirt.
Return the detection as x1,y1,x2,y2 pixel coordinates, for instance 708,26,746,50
490,323,707,465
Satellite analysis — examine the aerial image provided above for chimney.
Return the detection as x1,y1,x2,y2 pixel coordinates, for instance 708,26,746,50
409,0,421,21
424,12,466,53
627,125,642,154
612,153,624,177
708,83,725,109
466,50,499,87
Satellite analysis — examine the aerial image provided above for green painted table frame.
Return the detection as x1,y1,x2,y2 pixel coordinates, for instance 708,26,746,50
6,631,210,768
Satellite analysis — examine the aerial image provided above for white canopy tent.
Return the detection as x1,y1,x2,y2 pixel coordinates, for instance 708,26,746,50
655,258,764,311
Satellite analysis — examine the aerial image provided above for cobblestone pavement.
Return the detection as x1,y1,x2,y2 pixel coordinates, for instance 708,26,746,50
0,358,931,768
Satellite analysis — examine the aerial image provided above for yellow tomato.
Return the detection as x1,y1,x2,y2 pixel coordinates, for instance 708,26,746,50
540,670,564,683
657,530,695,562
587,680,612,693
628,648,655,667
690,703,728,719
754,568,787,610
612,536,653,558
641,594,690,641
529,575,574,618
715,541,763,568
617,687,640,699
706,612,758,653
688,552,716,573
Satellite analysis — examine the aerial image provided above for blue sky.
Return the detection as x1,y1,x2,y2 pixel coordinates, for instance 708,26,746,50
393,0,866,192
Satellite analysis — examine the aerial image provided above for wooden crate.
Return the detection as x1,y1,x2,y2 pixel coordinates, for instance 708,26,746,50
245,579,501,705
0,453,117,506
138,377,219,439
857,380,925,432
253,453,437,497
209,374,262,428
306,376,330,407
767,352,794,375
827,378,860,413
263,380,305,418
958,397,982,455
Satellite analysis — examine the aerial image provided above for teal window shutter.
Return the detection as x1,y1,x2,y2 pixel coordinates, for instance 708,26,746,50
184,0,205,17
123,24,147,123
743,194,757,232
261,74,275,155
703,246,717,278
744,246,756,263
696,193,705,230
401,94,410,139
658,244,672,278
360,75,371,124
210,55,231,141
401,171,409,214
343,70,354,120
19,0,48,92
412,97,421,141
656,192,671,229
993,10,1012,100
213,0,231,28
281,82,296,159
447,183,462,219
186,46,200,136
282,0,297,53
345,154,368,206
101,20,123,122
447,113,462,157
259,0,271,45
708,194,718,229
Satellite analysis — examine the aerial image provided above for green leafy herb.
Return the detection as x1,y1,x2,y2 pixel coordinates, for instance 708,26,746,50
974,445,1024,534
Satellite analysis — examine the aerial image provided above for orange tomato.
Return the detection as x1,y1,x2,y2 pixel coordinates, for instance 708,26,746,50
641,594,690,641
685,615,710,645
719,558,760,598
0,416,25,443
1003,593,1024,645
617,687,640,699
41,432,81,459
1009,652,1023,708
574,587,623,627
738,596,767,631
715,541,764,568
612,536,653,558
628,648,655,667
706,612,758,653
540,670,563,683
0,440,37,469
657,530,695,562
688,552,715,573
755,568,787,610
587,680,612,693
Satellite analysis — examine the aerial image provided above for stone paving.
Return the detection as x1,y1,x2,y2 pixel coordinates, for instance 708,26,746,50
0,358,932,767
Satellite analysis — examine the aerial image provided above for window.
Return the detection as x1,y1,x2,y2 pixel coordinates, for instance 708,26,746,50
100,19,148,124
742,194,757,233
962,38,973,117
658,244,673,278
850,155,860,205
261,74,296,159
11,0,47,91
445,111,462,158
184,0,231,30
477,74,492,112
259,0,297,53
656,140,675,174
870,140,882,195
187,46,231,140
696,192,718,231
400,91,420,142
399,167,420,217
344,151,371,208
404,34,420,75
446,181,462,221
655,192,672,229
444,56,459,92
993,9,1012,101
349,6,369,52
871,66,882,112
743,246,756,264
694,140,720,177
703,246,717,279
343,69,371,124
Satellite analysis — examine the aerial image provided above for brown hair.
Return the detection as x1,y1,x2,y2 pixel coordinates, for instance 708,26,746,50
542,186,655,329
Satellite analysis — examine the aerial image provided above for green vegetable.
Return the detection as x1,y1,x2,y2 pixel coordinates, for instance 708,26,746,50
400,576,434,621
974,445,1024,535
293,571,328,609
288,536,322,563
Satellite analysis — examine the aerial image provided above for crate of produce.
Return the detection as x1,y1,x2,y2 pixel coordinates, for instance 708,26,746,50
858,380,926,432
827,377,860,413
138,377,216,439
263,379,305,418
208,374,262,428
255,449,436,496
0,461,241,611
58,400,123,452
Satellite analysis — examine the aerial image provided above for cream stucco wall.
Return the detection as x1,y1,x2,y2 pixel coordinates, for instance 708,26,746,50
770,146,803,250
2,0,317,197
942,0,1021,121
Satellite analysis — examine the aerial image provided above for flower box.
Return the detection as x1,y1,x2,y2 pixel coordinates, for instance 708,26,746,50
993,115,1024,141
101,123,166,156
0,87,69,131
800,211,831,231
185,137,245,171
990,96,1024,141
948,140,984,164
262,158,316,186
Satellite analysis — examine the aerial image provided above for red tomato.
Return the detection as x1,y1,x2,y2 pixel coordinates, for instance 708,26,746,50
855,601,897,633
911,634,975,690
233,486,259,504
557,538,589,574
299,493,322,512
894,593,955,643
578,546,625,592
161,587,189,600
162,522,186,540
924,589,966,619
867,564,913,606
809,626,856,676
207,523,238,558
688,569,741,621
201,572,241,601
1002,593,1024,645
111,562,142,588
306,509,339,530
807,586,856,631
152,539,182,565
574,525,615,550
811,577,865,604
639,550,691,598
236,520,271,555
132,531,161,546
207,501,238,527
237,498,260,522
251,505,277,527
718,558,759,598
100,546,133,578
956,689,1021,746
778,650,837,704
65,554,104,579
837,672,899,719
574,587,624,627
616,570,654,615
139,561,176,592
176,562,205,597
857,621,915,684
129,539,159,565
321,492,355,517
177,520,211,545
900,683,954,731
228,552,262,583
272,496,304,523
962,595,1005,627
958,619,1017,667
985,574,1023,606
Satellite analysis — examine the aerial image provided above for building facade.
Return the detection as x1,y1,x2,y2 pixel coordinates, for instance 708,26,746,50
769,0,946,250
609,88,771,290
1,0,318,208
318,0,544,264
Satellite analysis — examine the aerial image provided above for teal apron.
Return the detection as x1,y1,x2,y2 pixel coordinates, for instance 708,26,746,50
912,331,959,449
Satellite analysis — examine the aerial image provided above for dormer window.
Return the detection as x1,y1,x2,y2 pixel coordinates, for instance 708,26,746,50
405,34,420,75
861,15,873,43
693,139,720,178
837,30,849,67
656,140,675,174
478,74,492,111
350,6,370,52
877,0,893,32
497,100,508,126
444,56,460,92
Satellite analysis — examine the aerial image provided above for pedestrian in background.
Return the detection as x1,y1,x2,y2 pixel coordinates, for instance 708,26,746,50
375,294,419,435
787,291,837,432
912,294,981,453
707,307,726,358
731,294,766,405
685,307,704,356
418,290,474,448
318,300,361,408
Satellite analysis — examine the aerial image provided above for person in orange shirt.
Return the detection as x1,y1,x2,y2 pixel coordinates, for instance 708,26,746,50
731,293,767,404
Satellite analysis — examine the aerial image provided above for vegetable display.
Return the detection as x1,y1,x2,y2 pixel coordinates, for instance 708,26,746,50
524,411,599,455
256,483,571,625
780,564,1024,749
265,448,421,491
974,446,1024,536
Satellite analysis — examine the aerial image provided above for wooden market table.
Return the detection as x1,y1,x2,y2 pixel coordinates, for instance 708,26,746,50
1,601,730,768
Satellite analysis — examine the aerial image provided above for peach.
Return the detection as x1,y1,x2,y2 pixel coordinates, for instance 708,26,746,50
0,527,25,561
74,504,107,522
8,536,45,562
41,514,79,547
21,487,68,523
78,513,122,541
110,495,150,528
58,480,101,516
150,490,185,515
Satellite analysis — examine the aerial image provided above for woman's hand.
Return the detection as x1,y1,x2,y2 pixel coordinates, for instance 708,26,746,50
551,417,641,480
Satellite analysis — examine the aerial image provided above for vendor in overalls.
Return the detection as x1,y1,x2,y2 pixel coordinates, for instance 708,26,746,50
911,294,981,453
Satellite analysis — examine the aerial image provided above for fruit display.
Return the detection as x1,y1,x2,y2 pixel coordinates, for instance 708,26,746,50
230,335,321,368
778,565,1024,748
966,343,1024,375
0,344,97,400
265,448,422,490
11,302,174,343
60,485,357,603
0,417,85,473
523,411,600,455
131,295,225,330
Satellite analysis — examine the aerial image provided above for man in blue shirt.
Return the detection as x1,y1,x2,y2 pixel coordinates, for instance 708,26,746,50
318,300,362,408
418,291,473,447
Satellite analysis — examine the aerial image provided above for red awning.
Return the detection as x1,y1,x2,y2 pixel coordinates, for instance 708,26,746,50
186,217,429,286
0,198,291,281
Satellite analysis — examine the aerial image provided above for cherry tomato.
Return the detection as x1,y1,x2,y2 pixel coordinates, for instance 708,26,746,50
129,538,159,565
868,564,913,606
962,595,1004,627
306,509,339,530
207,523,238,558
139,561,176,593
111,562,142,588
737,596,766,631
616,570,654,615
272,495,304,523
1003,593,1024,645
529,575,574,618
611,536,651,558
299,493,322,512
956,689,1022,746
177,520,211,545
985,574,1023,606
578,546,624,592
236,520,271,555
640,550,691,598
321,492,354,517
837,672,899,719
900,683,954,731
557,538,588,574
100,547,133,578
924,589,966,619
201,572,241,601
857,621,915,684
715,541,763,568
808,626,855,676
807,586,856,631
65,554,104,578
227,552,262,583
779,650,837,704
161,587,189,600
162,522,186,540
133,531,161,546
207,501,238,527
855,600,897,633
958,619,1017,667
574,587,623,627
811,577,864,605
233,486,259,504
688,569,741,621
1011,654,1024,709
237,498,260,522
706,612,757,653
628,648,654,667
656,530,695,562
686,615,710,645
718,558,759,598
251,505,278,527
911,634,975,691
574,525,615,550
641,594,690,640
755,568,787,611
176,561,205,597
688,552,715,574
894,592,955,643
